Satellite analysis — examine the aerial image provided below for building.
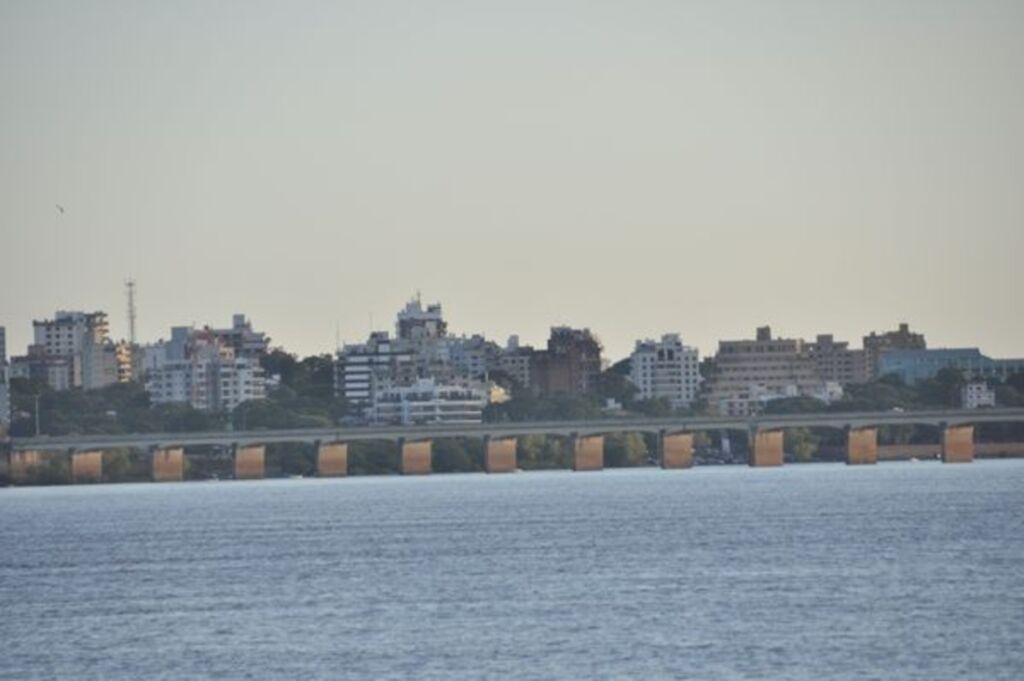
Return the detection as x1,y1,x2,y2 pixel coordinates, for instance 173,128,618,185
142,325,266,412
367,377,488,425
805,334,869,385
531,327,603,395
334,331,415,410
879,348,1024,384
0,326,10,432
628,334,701,409
863,323,926,379
9,347,74,390
115,341,135,383
206,314,270,359
448,334,501,381
961,382,996,409
18,311,121,391
497,336,534,388
396,297,447,342
335,297,507,419
715,381,844,417
703,326,841,416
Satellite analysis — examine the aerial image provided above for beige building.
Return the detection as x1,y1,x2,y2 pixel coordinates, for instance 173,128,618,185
806,334,869,385
704,326,840,416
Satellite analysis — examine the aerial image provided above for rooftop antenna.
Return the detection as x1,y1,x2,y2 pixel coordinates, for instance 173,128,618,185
125,278,138,346
335,320,340,351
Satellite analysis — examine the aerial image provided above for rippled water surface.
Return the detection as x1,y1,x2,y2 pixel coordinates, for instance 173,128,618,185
2,461,1023,680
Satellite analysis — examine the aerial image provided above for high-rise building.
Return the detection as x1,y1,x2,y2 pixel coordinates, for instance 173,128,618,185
396,297,447,342
805,334,869,385
334,331,415,410
11,311,119,391
448,334,501,381
530,327,603,395
335,298,500,422
863,323,926,379
141,325,267,412
206,314,271,359
703,326,841,416
498,336,534,388
629,334,701,409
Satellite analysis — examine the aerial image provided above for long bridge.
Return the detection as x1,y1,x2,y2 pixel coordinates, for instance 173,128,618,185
5,407,1024,483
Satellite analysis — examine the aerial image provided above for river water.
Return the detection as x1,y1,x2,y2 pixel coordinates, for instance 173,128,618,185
1,461,1022,680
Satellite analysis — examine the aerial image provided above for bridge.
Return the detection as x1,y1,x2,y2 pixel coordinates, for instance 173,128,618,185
5,408,1024,483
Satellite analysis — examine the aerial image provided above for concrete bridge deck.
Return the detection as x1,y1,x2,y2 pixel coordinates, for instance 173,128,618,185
9,408,1024,453
5,408,1023,483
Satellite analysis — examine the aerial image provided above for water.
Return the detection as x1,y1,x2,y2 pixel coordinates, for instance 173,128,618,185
1,461,1022,680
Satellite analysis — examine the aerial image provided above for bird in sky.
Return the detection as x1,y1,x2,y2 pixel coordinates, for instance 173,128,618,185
55,204,65,215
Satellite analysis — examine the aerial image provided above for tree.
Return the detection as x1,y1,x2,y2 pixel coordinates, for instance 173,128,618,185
597,359,637,404
784,428,818,462
604,432,649,467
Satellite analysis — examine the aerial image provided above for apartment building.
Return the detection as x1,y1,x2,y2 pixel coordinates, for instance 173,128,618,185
367,378,487,425
704,326,840,416
531,327,603,395
805,334,869,385
629,334,701,409
142,325,266,412
10,311,119,391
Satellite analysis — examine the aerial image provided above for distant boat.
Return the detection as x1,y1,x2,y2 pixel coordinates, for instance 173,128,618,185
909,457,919,463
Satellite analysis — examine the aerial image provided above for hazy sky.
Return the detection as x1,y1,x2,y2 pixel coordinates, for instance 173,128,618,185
2,1,1022,361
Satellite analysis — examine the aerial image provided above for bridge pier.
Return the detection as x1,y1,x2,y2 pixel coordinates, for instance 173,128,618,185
316,442,348,477
9,450,43,484
234,445,266,480
400,439,432,475
660,431,694,469
484,436,517,473
71,450,103,483
846,427,878,465
572,435,604,472
749,429,784,467
151,447,185,482
942,425,974,463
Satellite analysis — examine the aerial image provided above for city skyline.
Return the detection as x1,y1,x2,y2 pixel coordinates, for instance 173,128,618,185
3,1,1023,361
3,289,1024,364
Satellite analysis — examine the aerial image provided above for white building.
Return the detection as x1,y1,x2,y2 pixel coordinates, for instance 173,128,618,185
334,331,415,411
367,378,487,425
629,334,701,409
715,381,844,417
142,326,266,412
961,382,996,409
17,311,119,391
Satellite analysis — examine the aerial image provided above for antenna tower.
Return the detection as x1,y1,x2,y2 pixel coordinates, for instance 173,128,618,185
125,278,138,346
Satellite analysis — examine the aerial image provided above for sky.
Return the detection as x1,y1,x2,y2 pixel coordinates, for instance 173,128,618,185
2,0,1022,362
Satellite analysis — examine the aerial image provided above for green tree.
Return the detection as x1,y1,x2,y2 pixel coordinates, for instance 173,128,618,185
604,432,649,467
784,427,818,462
